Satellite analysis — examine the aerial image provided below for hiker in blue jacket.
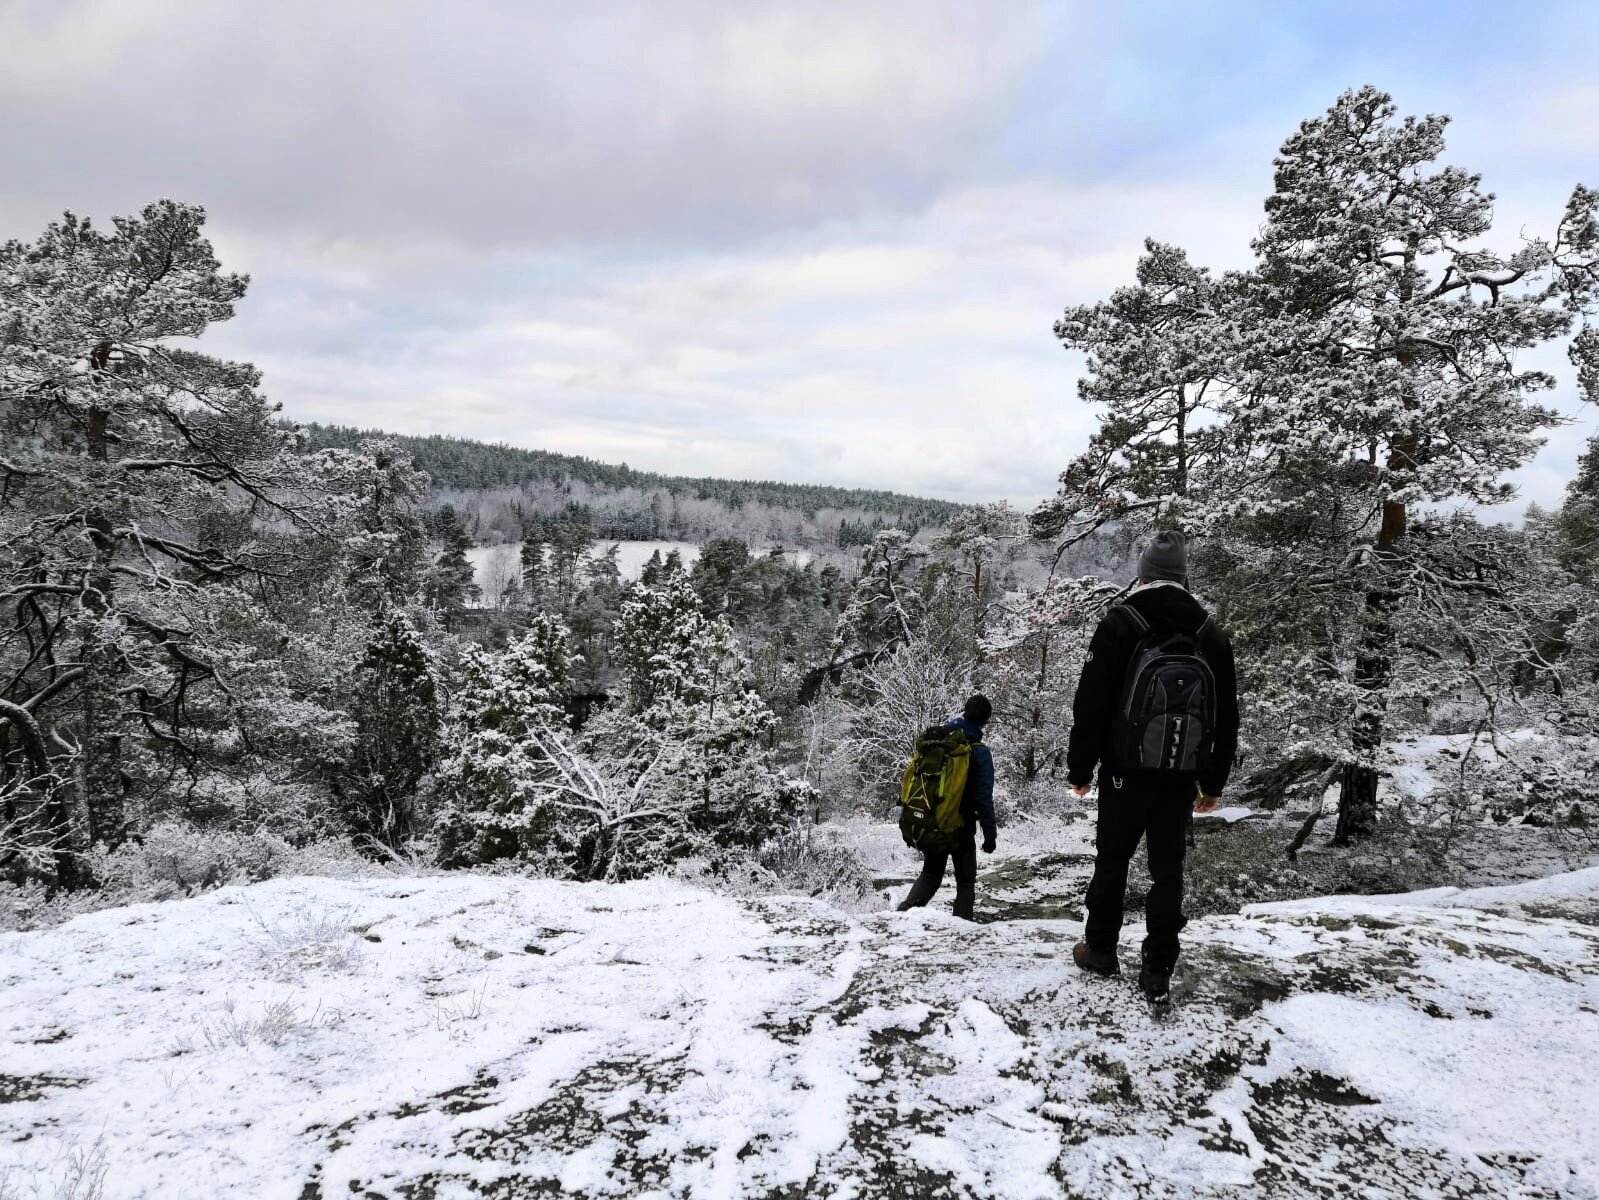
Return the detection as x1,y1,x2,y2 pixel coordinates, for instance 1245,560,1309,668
896,695,998,920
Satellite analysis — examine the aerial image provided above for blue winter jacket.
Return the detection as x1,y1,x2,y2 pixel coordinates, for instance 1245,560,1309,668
945,717,997,843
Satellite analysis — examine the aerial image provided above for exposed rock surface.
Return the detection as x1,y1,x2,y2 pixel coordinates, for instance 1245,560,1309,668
3,864,1596,1198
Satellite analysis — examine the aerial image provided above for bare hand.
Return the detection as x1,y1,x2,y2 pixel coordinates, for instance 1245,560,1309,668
1071,784,1091,798
1193,794,1221,814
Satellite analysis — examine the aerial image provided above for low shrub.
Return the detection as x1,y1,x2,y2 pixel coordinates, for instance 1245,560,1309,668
672,821,879,911
90,822,371,899
248,903,365,981
0,822,374,932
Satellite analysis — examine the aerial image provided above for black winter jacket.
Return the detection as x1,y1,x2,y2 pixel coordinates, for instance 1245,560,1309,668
1065,582,1239,796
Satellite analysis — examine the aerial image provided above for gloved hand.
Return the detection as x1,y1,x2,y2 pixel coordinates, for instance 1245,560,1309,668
981,836,996,854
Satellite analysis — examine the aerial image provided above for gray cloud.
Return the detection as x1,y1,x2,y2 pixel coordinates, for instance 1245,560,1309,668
0,0,1051,261
196,176,1273,502
3,1,1593,511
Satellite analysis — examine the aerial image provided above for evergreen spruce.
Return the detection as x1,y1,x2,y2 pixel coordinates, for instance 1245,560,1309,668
348,612,440,848
429,613,573,866
424,504,480,628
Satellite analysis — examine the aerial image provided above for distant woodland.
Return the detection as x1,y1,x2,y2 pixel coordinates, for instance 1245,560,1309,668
301,424,965,549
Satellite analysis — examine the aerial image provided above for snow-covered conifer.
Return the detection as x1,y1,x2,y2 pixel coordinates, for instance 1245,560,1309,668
1036,241,1233,552
428,613,573,865
347,612,440,848
0,201,348,879
580,574,792,875
1557,435,1599,582
930,502,1024,647
1037,88,1599,840
519,531,550,610
314,439,430,611
829,530,926,662
423,504,480,628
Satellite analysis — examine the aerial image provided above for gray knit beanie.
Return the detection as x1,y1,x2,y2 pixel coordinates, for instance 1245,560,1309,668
1137,531,1189,585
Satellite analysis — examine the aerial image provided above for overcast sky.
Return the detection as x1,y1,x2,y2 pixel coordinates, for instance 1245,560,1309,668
3,0,1595,508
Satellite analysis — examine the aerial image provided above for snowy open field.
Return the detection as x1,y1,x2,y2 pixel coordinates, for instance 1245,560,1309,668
465,541,819,601
4,853,1597,1198
465,540,700,592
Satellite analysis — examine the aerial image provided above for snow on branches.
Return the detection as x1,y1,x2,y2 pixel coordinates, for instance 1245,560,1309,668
1033,88,1599,838
0,202,445,884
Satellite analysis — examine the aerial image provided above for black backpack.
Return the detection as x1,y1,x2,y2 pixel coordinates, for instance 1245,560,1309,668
1110,605,1217,775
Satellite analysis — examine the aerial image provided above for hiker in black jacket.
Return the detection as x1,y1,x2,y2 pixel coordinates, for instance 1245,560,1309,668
1067,532,1238,998
896,695,998,921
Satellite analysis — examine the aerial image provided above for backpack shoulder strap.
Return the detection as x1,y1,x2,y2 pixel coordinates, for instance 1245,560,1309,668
1111,603,1150,636
1195,613,1214,641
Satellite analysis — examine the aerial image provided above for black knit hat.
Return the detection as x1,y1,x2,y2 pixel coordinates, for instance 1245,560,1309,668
1137,530,1189,585
962,694,993,726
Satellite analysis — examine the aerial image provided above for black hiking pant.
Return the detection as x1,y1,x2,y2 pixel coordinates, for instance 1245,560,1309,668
897,831,977,920
1084,780,1192,971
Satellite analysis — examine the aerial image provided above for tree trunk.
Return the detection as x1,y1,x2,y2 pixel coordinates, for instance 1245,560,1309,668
1336,319,1418,844
972,556,985,652
77,375,127,853
1175,387,1189,496
1021,629,1054,782
1336,551,1396,844
76,633,126,849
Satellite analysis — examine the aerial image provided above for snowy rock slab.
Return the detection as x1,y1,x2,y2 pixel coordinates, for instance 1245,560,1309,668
2,868,1597,1198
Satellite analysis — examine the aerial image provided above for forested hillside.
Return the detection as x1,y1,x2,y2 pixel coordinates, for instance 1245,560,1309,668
301,423,965,548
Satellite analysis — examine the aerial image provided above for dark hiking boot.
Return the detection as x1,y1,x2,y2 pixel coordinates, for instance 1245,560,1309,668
1138,950,1173,1000
1072,942,1119,976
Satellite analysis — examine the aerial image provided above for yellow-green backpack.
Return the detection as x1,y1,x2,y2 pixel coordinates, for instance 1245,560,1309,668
898,726,971,851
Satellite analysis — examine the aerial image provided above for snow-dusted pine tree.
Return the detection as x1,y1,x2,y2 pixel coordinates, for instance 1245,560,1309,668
314,438,430,611
519,532,550,611
346,612,440,848
1037,88,1598,840
582,573,794,876
1557,435,1599,582
829,530,926,666
423,504,480,628
1035,240,1233,555
0,202,345,880
929,501,1024,649
1232,88,1596,838
428,612,573,866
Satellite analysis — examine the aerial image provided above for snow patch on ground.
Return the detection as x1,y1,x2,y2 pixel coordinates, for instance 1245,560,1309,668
3,864,1597,1198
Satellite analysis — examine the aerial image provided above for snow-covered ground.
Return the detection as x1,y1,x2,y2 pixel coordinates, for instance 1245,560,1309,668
4,858,1598,1198
465,540,700,593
